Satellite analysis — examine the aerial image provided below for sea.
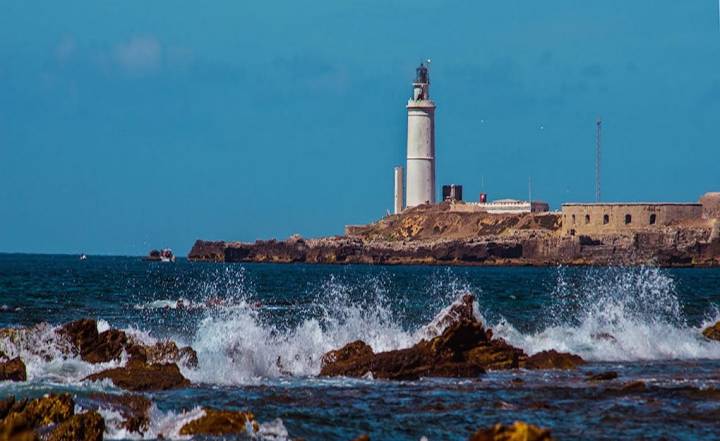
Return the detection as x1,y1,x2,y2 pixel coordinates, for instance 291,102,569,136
1,253,720,440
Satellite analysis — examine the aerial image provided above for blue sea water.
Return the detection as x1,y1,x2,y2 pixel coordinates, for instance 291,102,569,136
1,253,720,440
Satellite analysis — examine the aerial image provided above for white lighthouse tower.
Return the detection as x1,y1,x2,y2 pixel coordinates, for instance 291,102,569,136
405,63,436,208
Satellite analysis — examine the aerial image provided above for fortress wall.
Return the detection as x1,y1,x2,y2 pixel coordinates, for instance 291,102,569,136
561,203,703,236
700,193,720,219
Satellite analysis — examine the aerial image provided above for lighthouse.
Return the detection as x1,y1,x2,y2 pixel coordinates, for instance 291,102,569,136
405,63,436,208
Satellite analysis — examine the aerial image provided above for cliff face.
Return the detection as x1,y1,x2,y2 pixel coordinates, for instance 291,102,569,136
188,204,720,267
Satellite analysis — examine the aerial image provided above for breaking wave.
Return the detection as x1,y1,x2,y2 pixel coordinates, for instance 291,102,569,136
493,266,720,361
3,266,720,388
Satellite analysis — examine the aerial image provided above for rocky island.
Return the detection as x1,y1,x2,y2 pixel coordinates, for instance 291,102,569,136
189,193,720,267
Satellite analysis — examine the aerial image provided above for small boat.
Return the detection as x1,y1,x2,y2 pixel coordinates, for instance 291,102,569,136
144,248,176,263
79,254,88,261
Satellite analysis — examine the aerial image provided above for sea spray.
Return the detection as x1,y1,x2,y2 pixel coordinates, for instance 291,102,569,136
185,275,418,384
492,266,720,361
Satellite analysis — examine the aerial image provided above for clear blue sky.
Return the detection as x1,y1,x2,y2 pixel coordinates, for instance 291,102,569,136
1,1,719,255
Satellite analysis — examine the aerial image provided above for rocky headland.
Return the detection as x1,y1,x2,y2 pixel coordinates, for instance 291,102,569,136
189,201,720,266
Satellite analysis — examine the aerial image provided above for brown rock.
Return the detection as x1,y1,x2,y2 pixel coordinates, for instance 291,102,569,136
89,394,151,434
702,321,720,341
179,408,258,436
21,394,74,427
0,397,15,421
421,293,477,338
0,358,26,382
85,360,190,391
57,320,197,369
47,411,104,441
0,394,75,441
320,341,374,377
320,295,535,380
58,320,135,364
321,315,528,380
143,340,199,368
0,411,38,441
468,421,554,441
350,436,370,441
523,350,585,370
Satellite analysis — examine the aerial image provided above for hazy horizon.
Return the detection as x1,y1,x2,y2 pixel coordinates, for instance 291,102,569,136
2,1,719,255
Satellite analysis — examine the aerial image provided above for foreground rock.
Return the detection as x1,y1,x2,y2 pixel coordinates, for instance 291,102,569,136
85,359,190,391
321,295,584,380
321,320,520,380
47,411,104,441
469,421,554,441
0,394,101,441
702,321,720,341
59,319,197,368
0,357,26,382
179,408,259,436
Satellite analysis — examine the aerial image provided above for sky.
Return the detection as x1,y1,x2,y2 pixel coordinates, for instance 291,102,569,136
1,1,720,255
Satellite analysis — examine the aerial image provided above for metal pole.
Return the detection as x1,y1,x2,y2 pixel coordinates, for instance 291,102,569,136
596,118,602,202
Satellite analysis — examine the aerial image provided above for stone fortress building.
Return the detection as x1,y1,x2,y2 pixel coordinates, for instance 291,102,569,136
561,203,703,236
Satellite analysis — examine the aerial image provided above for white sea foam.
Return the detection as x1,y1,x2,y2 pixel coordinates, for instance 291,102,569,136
185,276,417,384
101,404,205,440
182,266,720,384
0,322,127,384
6,267,720,388
492,266,720,361
101,405,288,440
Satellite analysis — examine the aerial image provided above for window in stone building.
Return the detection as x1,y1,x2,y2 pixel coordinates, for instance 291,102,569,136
585,214,590,224
603,214,609,225
572,214,576,224
625,214,632,224
649,214,656,225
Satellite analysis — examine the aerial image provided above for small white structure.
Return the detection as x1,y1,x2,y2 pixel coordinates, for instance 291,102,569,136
394,166,404,214
405,63,436,208
458,199,550,214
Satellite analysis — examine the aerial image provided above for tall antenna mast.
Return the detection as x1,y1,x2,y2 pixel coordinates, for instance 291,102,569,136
595,118,602,202
528,176,533,212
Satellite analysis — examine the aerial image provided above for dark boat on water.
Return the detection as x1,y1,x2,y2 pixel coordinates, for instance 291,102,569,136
144,248,176,262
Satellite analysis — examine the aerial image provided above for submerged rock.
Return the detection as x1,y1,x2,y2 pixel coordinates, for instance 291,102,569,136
179,408,259,436
586,371,619,382
47,411,104,441
619,381,647,393
0,357,26,382
85,360,190,391
468,421,554,441
523,350,585,370
702,321,720,341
